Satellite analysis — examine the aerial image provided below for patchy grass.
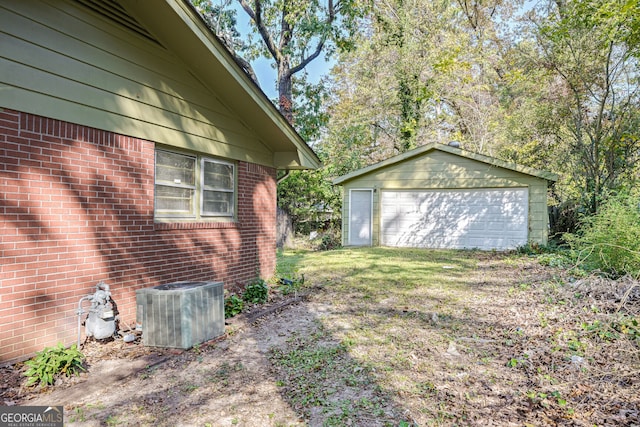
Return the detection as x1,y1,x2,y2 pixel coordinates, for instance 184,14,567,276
271,247,640,426
8,247,637,426
268,326,399,426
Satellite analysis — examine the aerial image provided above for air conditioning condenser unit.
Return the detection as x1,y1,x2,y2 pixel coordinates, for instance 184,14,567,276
136,281,224,349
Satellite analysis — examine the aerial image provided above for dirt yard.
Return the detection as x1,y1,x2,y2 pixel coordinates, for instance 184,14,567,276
1,249,639,426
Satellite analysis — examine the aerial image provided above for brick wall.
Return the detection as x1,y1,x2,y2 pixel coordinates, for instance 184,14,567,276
0,109,277,363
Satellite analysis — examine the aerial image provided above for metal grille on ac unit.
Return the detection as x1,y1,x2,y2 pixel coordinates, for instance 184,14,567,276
136,281,224,349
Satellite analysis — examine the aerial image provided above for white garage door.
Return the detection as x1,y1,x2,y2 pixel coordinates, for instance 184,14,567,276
381,188,528,250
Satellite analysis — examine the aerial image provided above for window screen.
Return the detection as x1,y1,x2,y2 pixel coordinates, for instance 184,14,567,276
202,159,234,216
155,151,196,216
154,149,235,220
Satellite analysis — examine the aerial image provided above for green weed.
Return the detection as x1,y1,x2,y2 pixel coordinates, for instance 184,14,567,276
224,293,244,318
565,191,640,277
243,278,269,304
23,343,85,387
581,320,619,341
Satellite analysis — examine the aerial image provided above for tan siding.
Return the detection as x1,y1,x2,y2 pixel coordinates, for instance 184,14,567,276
372,152,539,184
373,190,380,246
340,150,552,247
345,177,537,189
342,187,350,244
528,181,550,245
2,29,240,130
0,0,272,165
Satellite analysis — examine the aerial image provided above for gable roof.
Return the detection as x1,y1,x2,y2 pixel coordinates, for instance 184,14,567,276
111,0,321,169
333,142,558,185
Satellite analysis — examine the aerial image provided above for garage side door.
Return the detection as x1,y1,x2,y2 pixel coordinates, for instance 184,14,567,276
381,188,528,250
349,189,373,246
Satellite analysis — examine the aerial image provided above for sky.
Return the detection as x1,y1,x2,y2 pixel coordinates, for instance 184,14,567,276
247,45,333,100
232,4,334,100
235,0,540,100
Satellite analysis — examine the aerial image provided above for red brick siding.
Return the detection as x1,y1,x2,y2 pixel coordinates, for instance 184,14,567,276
0,109,277,362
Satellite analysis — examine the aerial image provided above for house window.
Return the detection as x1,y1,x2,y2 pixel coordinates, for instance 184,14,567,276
155,149,235,219
201,158,234,216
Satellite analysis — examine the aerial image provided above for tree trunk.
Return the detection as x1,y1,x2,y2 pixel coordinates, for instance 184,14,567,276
278,60,294,124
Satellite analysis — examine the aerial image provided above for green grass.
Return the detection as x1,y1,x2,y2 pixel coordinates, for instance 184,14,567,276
53,248,636,426
278,247,478,295
270,247,637,426
271,248,495,425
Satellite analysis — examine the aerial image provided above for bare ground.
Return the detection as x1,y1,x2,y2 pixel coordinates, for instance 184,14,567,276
2,294,328,426
1,251,639,426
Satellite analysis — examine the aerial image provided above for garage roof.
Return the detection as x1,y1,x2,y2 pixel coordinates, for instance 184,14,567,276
333,142,558,185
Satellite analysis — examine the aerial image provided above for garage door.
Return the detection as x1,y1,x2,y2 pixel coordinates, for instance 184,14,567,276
381,188,528,250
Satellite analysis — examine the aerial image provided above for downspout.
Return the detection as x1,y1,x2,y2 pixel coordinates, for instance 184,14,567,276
277,170,291,185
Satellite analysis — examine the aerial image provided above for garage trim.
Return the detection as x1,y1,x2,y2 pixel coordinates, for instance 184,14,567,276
333,142,558,250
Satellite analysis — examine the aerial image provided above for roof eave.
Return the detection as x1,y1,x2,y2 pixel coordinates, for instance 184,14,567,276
333,142,558,185
436,144,559,182
120,0,320,170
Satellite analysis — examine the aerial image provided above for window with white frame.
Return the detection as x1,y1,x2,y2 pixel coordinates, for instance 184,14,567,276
155,149,235,219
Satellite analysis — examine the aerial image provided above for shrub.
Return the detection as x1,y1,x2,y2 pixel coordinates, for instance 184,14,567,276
224,293,244,318
318,231,341,251
516,242,560,255
565,192,640,277
243,278,269,304
537,252,573,269
24,343,85,387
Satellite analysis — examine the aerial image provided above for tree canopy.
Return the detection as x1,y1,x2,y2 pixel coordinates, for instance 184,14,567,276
319,0,640,231
192,0,367,123
192,0,640,238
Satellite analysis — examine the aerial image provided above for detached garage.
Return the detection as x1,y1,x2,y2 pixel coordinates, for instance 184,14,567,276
333,142,558,250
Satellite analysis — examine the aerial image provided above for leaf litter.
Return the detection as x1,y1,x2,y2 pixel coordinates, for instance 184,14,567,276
0,250,638,426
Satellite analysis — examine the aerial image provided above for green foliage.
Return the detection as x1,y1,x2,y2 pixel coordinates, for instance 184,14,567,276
225,279,271,317
506,357,520,368
190,0,256,82
525,390,570,411
193,0,368,121
612,315,640,342
536,253,573,269
24,343,85,387
516,242,557,255
277,167,341,235
581,320,620,341
516,242,574,269
277,274,306,295
397,73,428,150
571,0,640,57
190,0,242,48
243,278,269,304
534,0,640,216
224,293,244,318
565,192,640,277
291,79,330,143
318,231,341,251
